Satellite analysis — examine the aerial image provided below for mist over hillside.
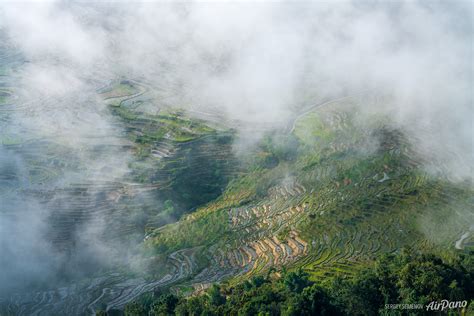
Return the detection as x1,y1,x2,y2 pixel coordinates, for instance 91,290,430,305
0,1,472,314
2,1,471,173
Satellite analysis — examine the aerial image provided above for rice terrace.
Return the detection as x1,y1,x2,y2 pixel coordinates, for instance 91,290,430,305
0,1,472,315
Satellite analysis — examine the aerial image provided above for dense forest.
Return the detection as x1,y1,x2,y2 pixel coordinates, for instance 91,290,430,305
98,250,473,315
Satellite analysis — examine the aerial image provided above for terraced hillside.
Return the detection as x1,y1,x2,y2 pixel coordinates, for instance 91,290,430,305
102,80,241,222
1,82,472,314
0,75,245,315
141,94,473,294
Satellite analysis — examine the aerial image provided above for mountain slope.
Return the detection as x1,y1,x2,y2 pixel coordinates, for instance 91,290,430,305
1,81,472,315
141,94,473,295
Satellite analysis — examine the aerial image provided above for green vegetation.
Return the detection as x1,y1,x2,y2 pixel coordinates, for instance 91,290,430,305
0,76,471,315
93,88,473,313
102,80,216,145
141,97,473,287
118,250,473,315
110,106,215,144
100,80,140,100
102,81,240,229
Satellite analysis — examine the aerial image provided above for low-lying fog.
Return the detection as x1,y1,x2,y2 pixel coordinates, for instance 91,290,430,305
0,0,471,295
